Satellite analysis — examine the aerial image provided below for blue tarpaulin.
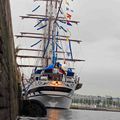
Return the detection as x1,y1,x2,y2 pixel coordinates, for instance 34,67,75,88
44,64,54,70
35,69,42,74
67,68,74,76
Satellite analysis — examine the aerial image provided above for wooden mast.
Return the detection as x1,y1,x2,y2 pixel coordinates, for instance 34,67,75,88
20,32,70,38
42,0,49,67
17,48,66,53
16,55,85,62
20,15,80,24
15,34,82,43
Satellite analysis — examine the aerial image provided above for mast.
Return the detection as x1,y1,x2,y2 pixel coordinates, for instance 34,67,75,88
16,0,85,69
44,0,52,66
51,0,58,65
42,0,58,66
42,0,62,65
42,0,48,67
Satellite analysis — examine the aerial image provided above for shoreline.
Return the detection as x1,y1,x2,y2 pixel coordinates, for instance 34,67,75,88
70,106,120,112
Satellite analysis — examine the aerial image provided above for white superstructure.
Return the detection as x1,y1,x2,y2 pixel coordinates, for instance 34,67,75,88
26,68,82,109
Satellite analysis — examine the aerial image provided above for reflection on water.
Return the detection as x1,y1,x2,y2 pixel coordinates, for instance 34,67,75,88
47,108,120,120
47,109,60,120
18,108,120,120
47,108,72,120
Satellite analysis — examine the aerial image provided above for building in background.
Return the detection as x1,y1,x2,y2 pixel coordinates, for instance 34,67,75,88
71,94,120,111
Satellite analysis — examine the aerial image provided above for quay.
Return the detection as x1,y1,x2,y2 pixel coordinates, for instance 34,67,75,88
71,105,120,112
0,0,46,120
0,0,20,119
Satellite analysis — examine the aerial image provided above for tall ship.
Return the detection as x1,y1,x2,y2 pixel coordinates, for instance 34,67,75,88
16,0,84,109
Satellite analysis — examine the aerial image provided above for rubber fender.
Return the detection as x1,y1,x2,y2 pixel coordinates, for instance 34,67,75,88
19,99,47,117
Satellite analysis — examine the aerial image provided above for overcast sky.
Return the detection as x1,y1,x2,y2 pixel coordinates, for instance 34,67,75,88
10,0,120,97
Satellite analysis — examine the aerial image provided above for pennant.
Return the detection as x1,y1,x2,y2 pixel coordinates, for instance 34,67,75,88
66,36,70,56
67,28,71,36
66,36,69,42
75,21,78,24
30,40,42,47
59,20,66,24
56,22,61,29
60,26,67,32
59,68,66,74
66,7,74,12
67,21,72,26
69,40,73,59
34,18,48,27
32,5,40,12
66,2,69,6
37,24,47,30
67,52,71,56
66,13,72,19
66,7,69,11
56,43,62,49
60,9,63,14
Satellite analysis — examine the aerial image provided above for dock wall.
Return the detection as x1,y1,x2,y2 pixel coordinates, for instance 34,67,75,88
0,0,20,120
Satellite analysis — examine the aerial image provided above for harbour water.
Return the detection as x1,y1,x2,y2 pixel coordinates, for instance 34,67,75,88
18,108,120,120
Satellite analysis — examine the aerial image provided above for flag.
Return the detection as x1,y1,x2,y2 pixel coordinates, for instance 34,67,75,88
34,18,48,27
37,24,47,30
66,13,72,19
32,5,40,12
30,40,42,47
56,22,61,29
60,26,67,32
66,7,69,11
66,36,69,42
59,20,66,24
60,9,63,14
67,21,72,26
59,68,66,74
67,28,71,36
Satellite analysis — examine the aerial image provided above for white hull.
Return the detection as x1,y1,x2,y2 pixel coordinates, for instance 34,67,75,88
18,0,83,110
26,77,82,109
27,80,76,109
28,94,72,109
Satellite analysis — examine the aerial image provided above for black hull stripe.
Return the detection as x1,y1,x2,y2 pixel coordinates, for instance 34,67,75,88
28,93,72,99
27,86,72,94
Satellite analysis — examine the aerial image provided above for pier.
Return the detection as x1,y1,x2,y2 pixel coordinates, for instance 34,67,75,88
0,0,20,120
0,1,47,120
